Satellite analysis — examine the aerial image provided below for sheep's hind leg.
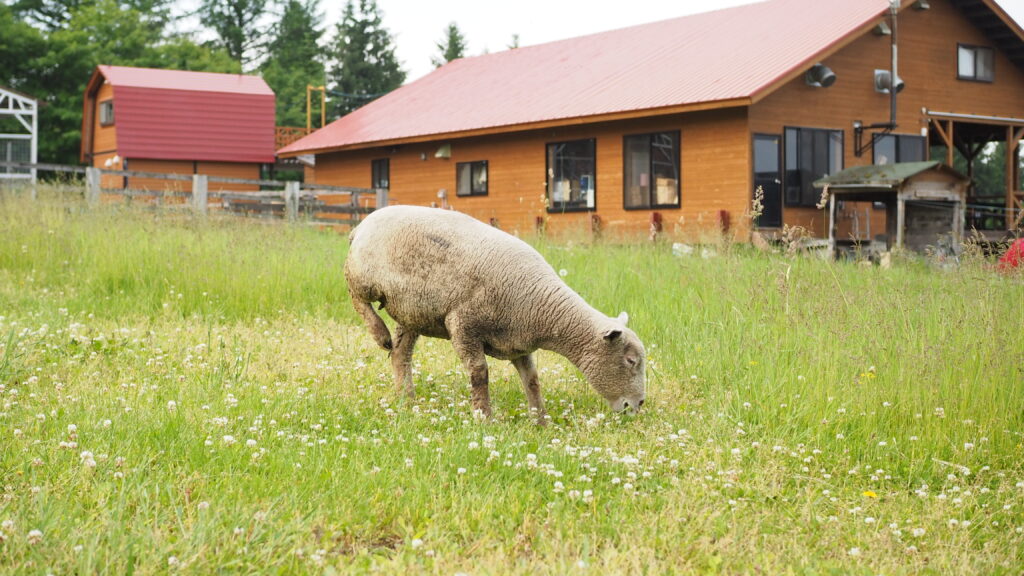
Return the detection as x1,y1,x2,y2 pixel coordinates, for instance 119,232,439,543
351,296,392,351
447,319,491,419
391,324,419,399
512,354,547,426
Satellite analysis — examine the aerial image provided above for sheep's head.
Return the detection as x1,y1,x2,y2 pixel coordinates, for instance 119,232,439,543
585,313,646,413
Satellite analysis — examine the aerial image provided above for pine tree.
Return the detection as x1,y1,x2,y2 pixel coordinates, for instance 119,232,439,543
261,0,325,128
327,0,405,119
431,21,466,68
198,0,270,68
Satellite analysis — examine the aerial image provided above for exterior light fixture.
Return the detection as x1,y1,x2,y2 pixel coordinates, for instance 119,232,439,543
805,64,837,88
435,144,452,159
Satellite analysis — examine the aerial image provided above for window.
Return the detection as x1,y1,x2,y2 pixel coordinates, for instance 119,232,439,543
546,139,595,212
623,132,680,209
784,127,843,207
456,161,488,196
371,158,389,189
958,44,994,82
99,100,114,126
873,134,926,165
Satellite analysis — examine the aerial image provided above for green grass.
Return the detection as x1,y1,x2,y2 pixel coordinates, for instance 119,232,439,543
0,190,1022,574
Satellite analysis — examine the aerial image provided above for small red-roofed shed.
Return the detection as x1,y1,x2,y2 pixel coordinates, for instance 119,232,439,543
81,65,276,191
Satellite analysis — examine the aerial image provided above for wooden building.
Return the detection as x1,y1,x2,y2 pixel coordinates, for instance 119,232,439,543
279,0,1024,241
81,65,276,192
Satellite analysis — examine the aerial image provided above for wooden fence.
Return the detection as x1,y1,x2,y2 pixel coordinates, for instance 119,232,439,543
0,161,387,226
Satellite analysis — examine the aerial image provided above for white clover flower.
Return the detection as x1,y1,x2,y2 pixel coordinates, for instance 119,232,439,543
222,435,236,446
410,538,424,549
197,501,210,510
847,547,860,557
167,401,177,412
27,529,43,544
457,467,467,475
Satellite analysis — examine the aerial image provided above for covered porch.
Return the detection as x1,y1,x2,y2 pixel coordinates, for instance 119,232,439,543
926,110,1023,236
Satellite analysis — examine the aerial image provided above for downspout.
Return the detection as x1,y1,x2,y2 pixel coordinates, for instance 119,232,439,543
890,0,899,129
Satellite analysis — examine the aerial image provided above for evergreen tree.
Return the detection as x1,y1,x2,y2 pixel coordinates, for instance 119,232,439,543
260,0,325,128
198,0,270,68
431,21,466,68
327,0,405,119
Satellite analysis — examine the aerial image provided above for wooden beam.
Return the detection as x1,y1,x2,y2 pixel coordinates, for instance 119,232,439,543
930,119,955,166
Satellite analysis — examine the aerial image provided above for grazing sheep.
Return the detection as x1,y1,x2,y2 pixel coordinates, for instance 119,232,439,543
344,205,646,422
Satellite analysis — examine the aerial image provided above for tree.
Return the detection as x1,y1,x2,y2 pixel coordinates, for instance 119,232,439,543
197,0,270,68
0,3,47,91
431,21,466,68
3,0,237,164
327,0,405,119
260,0,325,127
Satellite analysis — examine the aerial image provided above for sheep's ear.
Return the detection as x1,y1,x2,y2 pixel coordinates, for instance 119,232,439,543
616,312,630,325
603,329,622,342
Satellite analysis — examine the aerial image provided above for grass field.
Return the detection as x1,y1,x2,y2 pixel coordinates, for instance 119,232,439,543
1,190,1022,574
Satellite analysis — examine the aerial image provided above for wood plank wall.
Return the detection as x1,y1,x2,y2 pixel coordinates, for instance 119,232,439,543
315,107,752,240
750,0,1024,239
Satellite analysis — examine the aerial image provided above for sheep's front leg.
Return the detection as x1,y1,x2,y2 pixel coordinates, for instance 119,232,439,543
447,319,491,418
391,324,419,399
512,354,547,426
350,295,392,351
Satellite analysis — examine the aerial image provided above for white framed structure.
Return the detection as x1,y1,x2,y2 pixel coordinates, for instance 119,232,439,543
0,85,38,184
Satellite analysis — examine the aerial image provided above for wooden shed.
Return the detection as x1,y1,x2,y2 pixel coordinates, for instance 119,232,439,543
815,161,969,256
80,65,276,192
278,0,1024,241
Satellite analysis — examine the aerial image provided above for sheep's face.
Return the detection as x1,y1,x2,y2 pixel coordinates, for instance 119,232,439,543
588,316,646,413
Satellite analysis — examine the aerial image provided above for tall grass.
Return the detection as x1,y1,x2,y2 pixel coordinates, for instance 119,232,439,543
0,191,1021,574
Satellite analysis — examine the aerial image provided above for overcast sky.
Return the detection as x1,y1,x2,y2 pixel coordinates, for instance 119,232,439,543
337,0,1024,83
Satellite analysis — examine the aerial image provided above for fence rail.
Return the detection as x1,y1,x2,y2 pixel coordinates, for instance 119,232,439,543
0,161,387,226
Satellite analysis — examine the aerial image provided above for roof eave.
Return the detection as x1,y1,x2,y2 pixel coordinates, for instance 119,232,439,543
278,97,752,158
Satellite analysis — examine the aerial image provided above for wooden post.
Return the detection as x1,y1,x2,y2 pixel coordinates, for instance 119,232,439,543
895,196,905,251
192,174,208,215
375,187,389,208
85,167,101,207
285,181,300,222
828,192,837,260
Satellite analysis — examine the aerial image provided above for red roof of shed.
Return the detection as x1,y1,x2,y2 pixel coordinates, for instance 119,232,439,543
280,0,902,156
86,65,276,163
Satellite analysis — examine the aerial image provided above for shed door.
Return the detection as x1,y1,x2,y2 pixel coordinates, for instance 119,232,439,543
754,134,783,228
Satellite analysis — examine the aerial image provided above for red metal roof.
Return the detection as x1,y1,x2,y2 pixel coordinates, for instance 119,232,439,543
280,0,898,156
91,65,276,163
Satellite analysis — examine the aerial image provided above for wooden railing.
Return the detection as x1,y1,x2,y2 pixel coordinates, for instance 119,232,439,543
0,161,387,227
275,126,313,150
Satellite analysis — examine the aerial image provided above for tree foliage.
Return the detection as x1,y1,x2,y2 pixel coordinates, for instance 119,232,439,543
327,0,405,119
431,21,466,68
2,0,237,165
197,0,270,68
261,0,325,128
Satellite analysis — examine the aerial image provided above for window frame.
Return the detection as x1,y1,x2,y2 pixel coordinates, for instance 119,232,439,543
99,100,115,126
622,131,681,211
783,126,844,208
957,43,995,83
545,138,597,213
371,158,390,190
455,160,489,197
872,133,926,165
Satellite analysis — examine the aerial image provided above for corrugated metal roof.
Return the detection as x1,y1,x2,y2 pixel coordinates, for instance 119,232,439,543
280,0,896,156
93,65,276,163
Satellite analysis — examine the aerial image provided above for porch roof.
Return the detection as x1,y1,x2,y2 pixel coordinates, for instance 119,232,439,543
814,161,969,190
